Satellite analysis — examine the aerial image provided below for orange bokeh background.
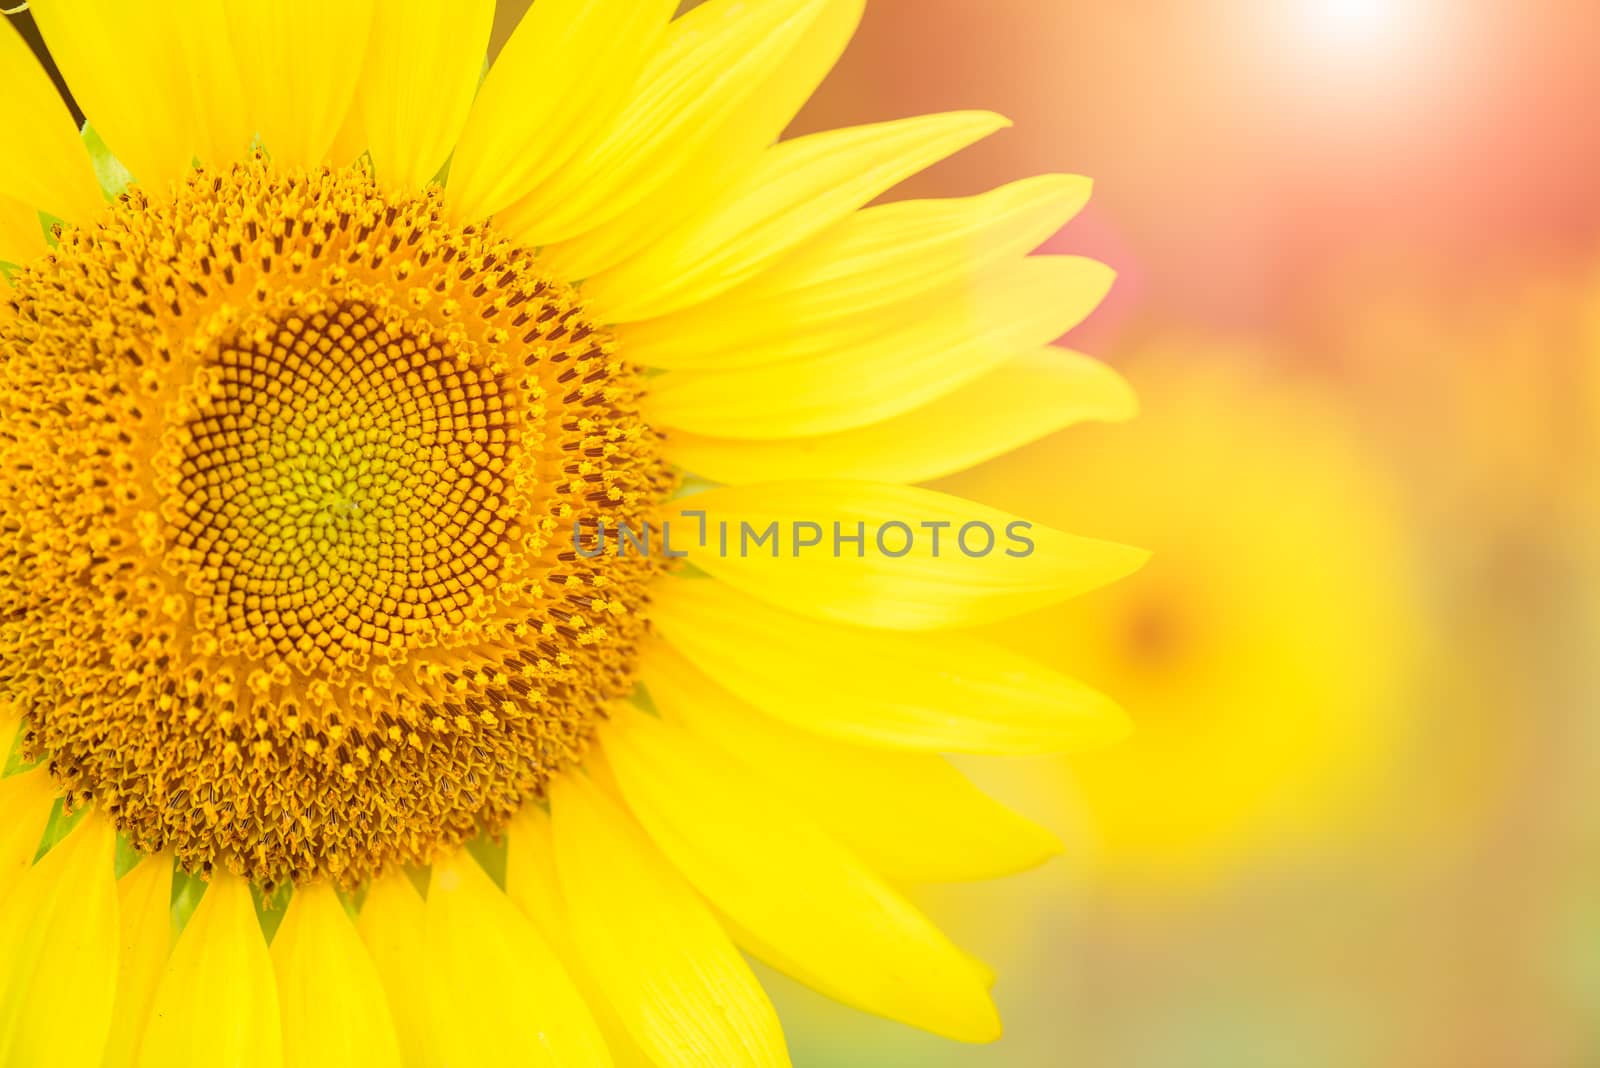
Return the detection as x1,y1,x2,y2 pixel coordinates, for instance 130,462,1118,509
764,3,1600,1066
792,0,1600,348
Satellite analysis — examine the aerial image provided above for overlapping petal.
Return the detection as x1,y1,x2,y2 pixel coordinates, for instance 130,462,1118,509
103,855,173,1068
550,772,792,1068
505,808,658,1068
225,0,375,168
603,709,1000,1041
664,480,1146,630
652,578,1129,753
640,641,1061,881
664,348,1136,484
528,0,864,281
31,0,196,189
582,111,1010,322
644,256,1113,438
356,0,495,191
273,884,403,1068
447,0,676,223
0,768,58,892
136,872,282,1068
0,813,118,1068
355,875,439,1068
498,0,851,248
619,174,1093,371
424,851,613,1067
173,0,252,166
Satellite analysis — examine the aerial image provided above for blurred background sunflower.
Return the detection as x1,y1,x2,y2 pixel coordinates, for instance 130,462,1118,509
945,347,1423,889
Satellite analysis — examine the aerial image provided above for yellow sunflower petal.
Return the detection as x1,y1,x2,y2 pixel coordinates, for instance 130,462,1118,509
225,0,374,168
665,349,1135,484
602,709,1000,1042
0,196,46,270
619,174,1093,371
424,850,612,1067
652,578,1128,754
30,1,194,190
505,808,658,1068
135,872,283,1068
323,96,372,171
498,0,841,247
174,0,252,167
0,812,119,1068
549,772,791,1068
357,0,494,192
355,874,440,1068
273,884,403,1068
664,480,1146,630
103,854,173,1068
640,641,1061,882
531,0,863,283
0,768,58,891
0,21,103,222
581,111,1010,323
716,911,998,1014
644,256,1113,438
447,0,676,223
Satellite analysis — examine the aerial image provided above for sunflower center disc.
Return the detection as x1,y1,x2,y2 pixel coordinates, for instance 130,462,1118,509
0,162,670,888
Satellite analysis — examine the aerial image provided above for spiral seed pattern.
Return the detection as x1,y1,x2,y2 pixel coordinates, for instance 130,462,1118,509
0,162,672,887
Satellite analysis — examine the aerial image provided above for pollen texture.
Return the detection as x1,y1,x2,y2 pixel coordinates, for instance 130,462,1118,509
0,162,671,887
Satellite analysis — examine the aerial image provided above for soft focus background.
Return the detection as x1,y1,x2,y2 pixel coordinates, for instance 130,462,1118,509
483,0,1595,1064
759,2,1600,1066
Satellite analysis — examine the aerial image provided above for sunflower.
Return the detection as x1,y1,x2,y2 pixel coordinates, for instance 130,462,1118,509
0,2,1144,1065
942,348,1419,887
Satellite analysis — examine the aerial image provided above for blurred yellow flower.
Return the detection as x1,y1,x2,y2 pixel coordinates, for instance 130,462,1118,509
942,346,1420,886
